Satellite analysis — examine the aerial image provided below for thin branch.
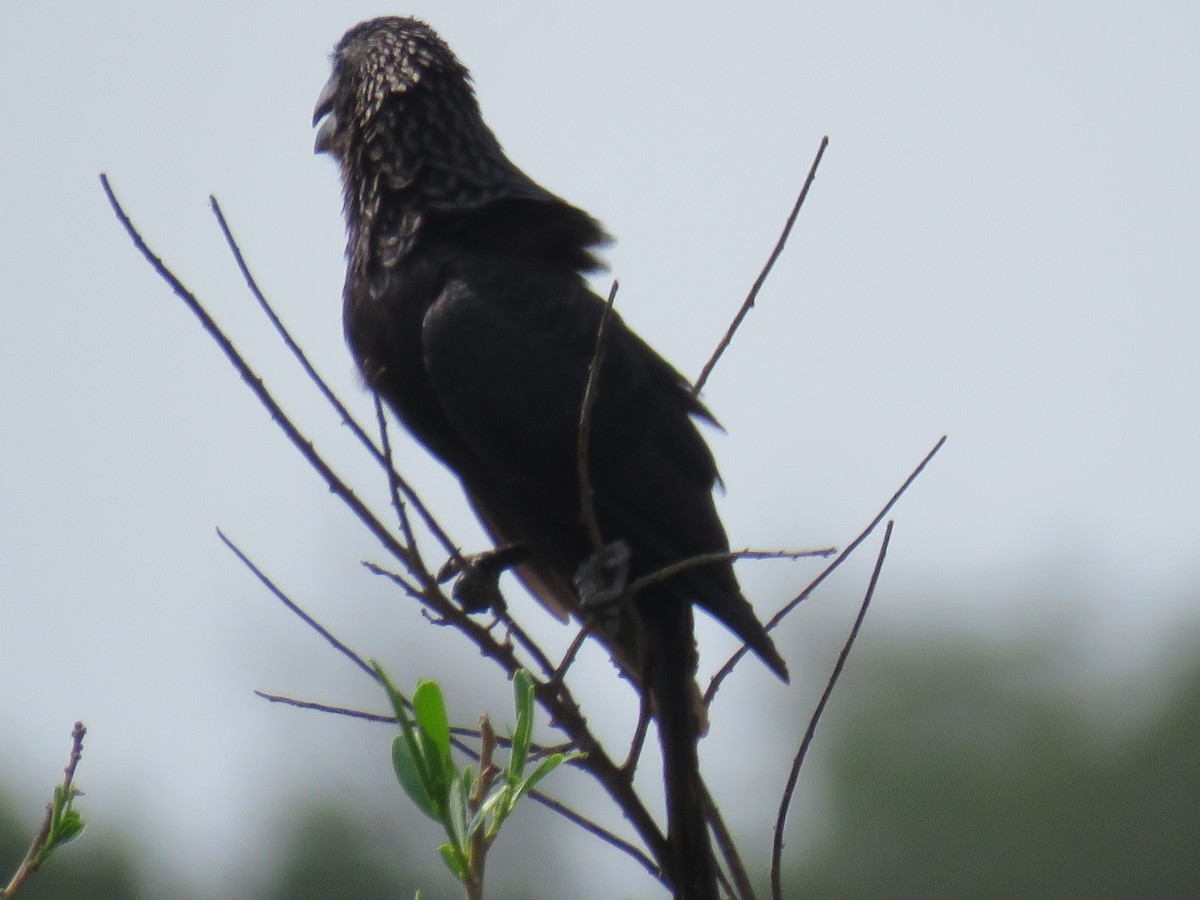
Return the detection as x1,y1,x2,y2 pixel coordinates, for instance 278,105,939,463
209,196,366,448
362,560,433,605
254,692,397,723
693,135,829,394
208,194,463,566
372,553,561,681
703,782,758,900
374,395,419,552
620,698,652,775
493,607,561,681
771,520,892,900
550,621,596,686
218,529,377,680
526,785,660,881
624,545,836,599
102,176,434,585
255,691,525,758
578,280,620,552
764,436,942,627
706,434,945,705
255,691,565,757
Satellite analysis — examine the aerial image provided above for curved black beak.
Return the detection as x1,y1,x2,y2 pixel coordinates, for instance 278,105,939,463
313,71,339,154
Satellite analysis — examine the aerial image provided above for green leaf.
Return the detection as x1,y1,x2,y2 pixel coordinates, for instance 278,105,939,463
376,665,455,823
438,842,469,881
381,674,435,817
455,768,477,840
391,733,440,821
513,750,586,807
414,681,454,793
36,786,86,863
474,788,510,839
374,662,411,726
53,810,85,847
413,682,451,756
460,765,475,801
443,766,473,848
508,670,535,784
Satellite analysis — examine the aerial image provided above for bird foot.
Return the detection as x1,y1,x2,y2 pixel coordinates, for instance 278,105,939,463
573,540,632,609
437,545,528,613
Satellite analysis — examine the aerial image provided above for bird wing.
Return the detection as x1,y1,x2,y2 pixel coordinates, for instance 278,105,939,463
420,250,730,586
419,249,788,680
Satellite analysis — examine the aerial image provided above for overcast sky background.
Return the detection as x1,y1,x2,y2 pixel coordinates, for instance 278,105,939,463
2,1,1198,896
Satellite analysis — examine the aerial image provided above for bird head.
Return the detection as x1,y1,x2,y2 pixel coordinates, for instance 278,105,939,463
314,17,609,270
313,17,478,163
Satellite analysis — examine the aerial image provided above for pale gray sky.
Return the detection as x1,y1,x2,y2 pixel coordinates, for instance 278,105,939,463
2,2,1197,896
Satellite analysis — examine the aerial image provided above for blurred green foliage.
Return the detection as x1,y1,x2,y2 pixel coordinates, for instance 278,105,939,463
4,634,1197,899
795,639,1200,898
0,806,146,900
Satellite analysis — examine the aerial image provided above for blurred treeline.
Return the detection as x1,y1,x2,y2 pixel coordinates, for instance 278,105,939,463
4,632,1197,899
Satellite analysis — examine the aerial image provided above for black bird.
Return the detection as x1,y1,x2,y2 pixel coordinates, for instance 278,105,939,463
314,18,787,898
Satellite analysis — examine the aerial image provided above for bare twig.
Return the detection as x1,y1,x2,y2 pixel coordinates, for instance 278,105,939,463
209,195,462,565
550,620,597,686
361,560,438,605
386,551,561,681
694,135,829,394
61,722,86,794
218,529,378,680
578,280,620,552
255,691,565,756
255,691,398,723
770,520,892,900
700,782,758,900
706,434,945,705
700,792,758,900
209,196,366,448
618,691,653,778
624,545,836,599
526,784,660,881
102,176,438,588
494,610,561,681
374,395,419,552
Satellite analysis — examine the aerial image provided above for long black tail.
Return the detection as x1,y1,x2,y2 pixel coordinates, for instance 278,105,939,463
644,596,719,900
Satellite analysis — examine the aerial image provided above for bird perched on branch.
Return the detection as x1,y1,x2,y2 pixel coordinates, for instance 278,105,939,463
314,17,787,898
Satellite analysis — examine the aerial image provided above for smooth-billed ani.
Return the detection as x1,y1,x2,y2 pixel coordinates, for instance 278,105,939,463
314,18,787,899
